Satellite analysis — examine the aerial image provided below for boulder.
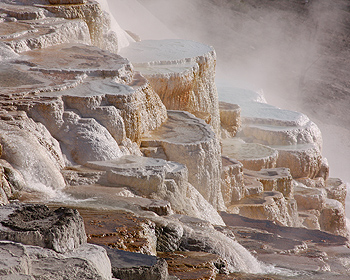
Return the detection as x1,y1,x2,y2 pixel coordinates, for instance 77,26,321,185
155,219,184,252
0,204,86,253
26,242,112,280
0,241,30,276
65,243,113,280
120,39,221,136
142,110,225,211
325,178,347,208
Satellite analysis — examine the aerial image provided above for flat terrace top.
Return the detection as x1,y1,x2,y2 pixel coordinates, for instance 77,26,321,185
86,155,185,174
119,39,213,66
218,85,309,127
0,62,81,96
222,138,277,160
142,110,215,144
22,43,131,74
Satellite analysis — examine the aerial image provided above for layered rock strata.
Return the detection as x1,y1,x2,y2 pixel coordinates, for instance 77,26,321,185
219,101,241,138
0,1,349,279
0,203,113,279
120,39,221,136
218,85,326,179
227,191,298,227
142,110,225,211
0,241,113,280
0,0,130,53
0,204,86,253
84,155,225,225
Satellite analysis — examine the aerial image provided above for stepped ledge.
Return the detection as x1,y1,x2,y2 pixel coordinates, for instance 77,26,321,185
0,0,349,279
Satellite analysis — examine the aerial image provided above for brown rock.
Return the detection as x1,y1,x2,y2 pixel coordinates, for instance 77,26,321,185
80,208,157,256
48,0,87,4
158,251,228,280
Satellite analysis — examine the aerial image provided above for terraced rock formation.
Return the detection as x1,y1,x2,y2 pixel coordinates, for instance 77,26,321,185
0,0,349,279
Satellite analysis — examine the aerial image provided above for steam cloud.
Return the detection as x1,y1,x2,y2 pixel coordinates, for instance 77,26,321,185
107,0,350,183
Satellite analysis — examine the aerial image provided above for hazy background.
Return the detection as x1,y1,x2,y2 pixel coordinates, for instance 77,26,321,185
109,0,350,184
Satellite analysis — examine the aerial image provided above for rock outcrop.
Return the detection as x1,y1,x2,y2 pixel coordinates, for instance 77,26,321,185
0,241,113,280
0,0,349,279
142,110,225,211
0,204,86,253
84,155,225,225
120,39,221,136
0,204,113,279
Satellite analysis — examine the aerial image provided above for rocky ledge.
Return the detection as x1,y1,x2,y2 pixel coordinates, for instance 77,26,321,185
0,0,349,279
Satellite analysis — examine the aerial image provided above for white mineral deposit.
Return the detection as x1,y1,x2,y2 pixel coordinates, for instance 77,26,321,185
0,0,349,279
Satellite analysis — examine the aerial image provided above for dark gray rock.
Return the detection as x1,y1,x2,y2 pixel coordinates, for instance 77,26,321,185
0,204,87,253
156,221,183,252
103,246,169,280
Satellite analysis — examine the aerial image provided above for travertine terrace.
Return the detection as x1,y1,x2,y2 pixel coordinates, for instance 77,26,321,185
0,0,349,279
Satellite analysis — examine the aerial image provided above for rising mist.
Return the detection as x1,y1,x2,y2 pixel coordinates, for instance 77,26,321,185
128,0,350,184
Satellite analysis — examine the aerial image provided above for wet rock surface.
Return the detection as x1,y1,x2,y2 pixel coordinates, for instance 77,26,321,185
0,0,349,279
105,247,169,280
158,251,227,280
220,212,350,279
142,110,225,211
79,208,157,256
221,212,348,246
